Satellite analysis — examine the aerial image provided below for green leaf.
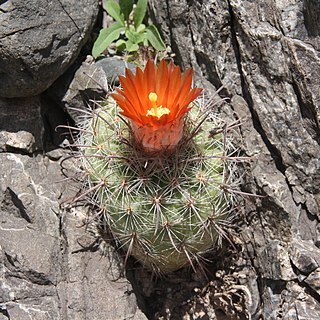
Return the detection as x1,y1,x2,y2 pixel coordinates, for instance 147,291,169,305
136,23,146,33
105,0,125,25
92,22,125,58
125,29,135,42
125,40,139,52
115,39,126,51
115,39,126,48
145,24,166,51
119,0,134,22
133,0,148,28
125,29,144,44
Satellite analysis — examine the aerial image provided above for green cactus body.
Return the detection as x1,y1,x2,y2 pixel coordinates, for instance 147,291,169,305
79,98,230,273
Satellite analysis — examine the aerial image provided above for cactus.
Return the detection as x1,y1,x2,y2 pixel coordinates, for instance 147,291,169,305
74,60,236,273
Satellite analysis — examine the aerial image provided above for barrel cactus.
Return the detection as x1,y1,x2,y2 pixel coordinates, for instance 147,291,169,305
75,59,236,273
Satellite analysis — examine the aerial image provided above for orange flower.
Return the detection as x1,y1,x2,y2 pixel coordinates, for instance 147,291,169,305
111,59,202,152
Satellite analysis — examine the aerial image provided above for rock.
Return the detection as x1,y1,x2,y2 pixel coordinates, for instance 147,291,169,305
95,57,136,85
303,0,320,36
0,0,98,97
0,131,36,153
305,268,320,296
263,281,320,320
0,152,147,320
0,95,71,152
57,57,109,122
147,0,320,318
47,56,135,123
57,207,148,320
149,0,241,94
289,239,320,274
0,153,65,319
0,97,44,152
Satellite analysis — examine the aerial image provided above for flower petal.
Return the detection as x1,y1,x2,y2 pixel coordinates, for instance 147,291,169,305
156,59,169,105
144,60,156,100
166,65,181,112
111,93,143,124
134,67,149,113
179,87,203,110
119,75,143,114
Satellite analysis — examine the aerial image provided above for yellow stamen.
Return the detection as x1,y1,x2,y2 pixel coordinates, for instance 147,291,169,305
146,92,170,119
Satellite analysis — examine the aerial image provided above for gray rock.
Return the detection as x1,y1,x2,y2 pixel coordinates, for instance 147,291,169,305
0,152,147,320
149,0,320,318
95,56,136,85
47,56,135,123
289,239,320,274
0,0,98,97
305,268,320,296
0,131,36,153
0,95,75,152
303,0,320,36
59,57,109,122
263,282,320,320
0,97,44,151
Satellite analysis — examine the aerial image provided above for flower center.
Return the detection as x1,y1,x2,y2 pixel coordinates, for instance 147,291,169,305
146,92,170,119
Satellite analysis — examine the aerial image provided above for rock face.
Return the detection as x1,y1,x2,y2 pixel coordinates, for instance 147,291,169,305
1,0,320,319
47,56,135,123
0,135,147,320
146,0,320,318
0,25,146,320
0,97,43,153
0,0,98,98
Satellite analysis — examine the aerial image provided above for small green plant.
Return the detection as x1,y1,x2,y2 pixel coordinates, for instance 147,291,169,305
92,0,166,58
